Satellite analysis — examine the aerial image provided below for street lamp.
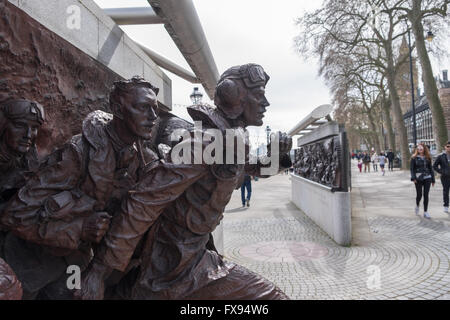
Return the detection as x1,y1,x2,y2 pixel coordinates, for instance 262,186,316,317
406,20,417,147
425,30,434,42
381,118,387,151
265,125,271,146
190,87,203,105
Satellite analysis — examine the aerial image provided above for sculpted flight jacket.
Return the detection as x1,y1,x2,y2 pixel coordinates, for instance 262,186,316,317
95,104,292,299
1,110,158,257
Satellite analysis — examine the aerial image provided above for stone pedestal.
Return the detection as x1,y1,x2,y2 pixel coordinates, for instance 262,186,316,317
290,174,352,246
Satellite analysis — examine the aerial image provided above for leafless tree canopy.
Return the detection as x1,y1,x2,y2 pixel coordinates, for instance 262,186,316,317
295,0,449,166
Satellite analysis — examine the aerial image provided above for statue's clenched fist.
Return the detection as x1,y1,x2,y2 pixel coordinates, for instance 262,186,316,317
0,257,22,300
268,131,292,156
81,211,111,243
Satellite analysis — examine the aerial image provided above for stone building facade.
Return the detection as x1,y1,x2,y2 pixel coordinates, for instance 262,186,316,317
394,36,450,154
438,70,450,140
403,70,450,154
396,36,419,115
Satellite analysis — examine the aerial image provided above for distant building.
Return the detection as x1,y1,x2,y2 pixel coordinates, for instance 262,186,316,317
403,70,450,154
396,36,419,115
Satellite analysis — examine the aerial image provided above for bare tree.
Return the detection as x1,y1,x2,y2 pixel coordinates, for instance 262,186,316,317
295,0,413,167
327,53,385,152
388,0,449,150
334,98,378,151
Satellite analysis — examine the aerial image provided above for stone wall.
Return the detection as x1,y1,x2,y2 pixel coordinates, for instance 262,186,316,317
290,175,352,246
291,122,351,246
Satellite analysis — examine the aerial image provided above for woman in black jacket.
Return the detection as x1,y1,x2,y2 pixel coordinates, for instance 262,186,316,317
410,143,435,219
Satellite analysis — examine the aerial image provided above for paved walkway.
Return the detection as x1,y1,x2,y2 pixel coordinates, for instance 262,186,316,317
222,162,450,300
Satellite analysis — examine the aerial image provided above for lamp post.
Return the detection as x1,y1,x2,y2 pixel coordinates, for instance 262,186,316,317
381,120,387,151
265,125,271,146
425,30,434,43
406,21,417,147
190,87,203,105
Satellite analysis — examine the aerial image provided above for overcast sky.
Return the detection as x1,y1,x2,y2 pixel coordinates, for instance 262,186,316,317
92,0,449,146
92,0,332,146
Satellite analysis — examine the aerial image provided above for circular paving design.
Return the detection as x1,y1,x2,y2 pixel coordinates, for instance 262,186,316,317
223,216,450,300
239,241,328,263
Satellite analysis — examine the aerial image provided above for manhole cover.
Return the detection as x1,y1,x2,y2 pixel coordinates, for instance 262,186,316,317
239,241,328,263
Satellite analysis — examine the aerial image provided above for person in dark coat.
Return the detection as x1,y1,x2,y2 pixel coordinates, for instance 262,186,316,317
241,174,252,207
362,152,371,172
433,141,450,215
386,149,395,171
410,143,435,219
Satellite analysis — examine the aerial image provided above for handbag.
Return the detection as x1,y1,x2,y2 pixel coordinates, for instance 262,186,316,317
416,172,425,182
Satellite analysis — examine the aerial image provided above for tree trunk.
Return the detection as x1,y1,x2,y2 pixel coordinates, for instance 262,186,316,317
382,97,396,152
377,124,385,152
409,2,448,152
365,107,382,153
386,42,411,169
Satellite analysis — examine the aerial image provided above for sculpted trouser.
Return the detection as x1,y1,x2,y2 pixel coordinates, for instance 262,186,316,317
1,232,90,299
95,162,208,272
130,219,289,300
183,263,289,300
0,257,22,300
95,161,289,300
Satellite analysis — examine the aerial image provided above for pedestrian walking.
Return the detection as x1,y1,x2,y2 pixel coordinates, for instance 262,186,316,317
387,149,395,171
371,152,379,172
432,141,450,215
357,159,362,173
411,143,435,219
241,174,252,207
378,153,386,176
362,152,371,172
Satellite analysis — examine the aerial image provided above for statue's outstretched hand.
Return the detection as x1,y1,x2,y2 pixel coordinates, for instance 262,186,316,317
81,211,111,243
268,131,292,156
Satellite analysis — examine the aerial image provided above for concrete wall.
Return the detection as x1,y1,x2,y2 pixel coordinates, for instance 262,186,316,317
297,122,341,147
290,174,352,246
7,0,172,109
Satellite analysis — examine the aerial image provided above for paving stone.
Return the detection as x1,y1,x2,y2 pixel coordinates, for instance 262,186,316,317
222,163,450,300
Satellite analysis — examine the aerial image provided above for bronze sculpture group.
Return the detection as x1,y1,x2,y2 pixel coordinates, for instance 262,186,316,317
0,64,293,300
294,138,339,188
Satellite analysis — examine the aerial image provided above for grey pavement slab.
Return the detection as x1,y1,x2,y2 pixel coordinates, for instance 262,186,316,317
222,164,450,300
